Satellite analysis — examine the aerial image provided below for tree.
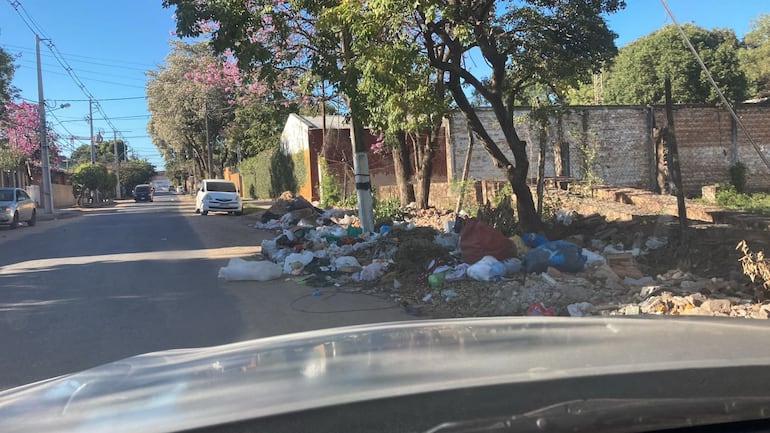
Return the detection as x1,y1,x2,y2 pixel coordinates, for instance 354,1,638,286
603,24,747,105
410,0,623,230
69,139,127,165
740,14,770,99
0,100,59,161
0,44,15,108
353,6,451,208
70,163,114,205
120,159,156,196
223,98,297,162
164,0,380,231
146,41,238,180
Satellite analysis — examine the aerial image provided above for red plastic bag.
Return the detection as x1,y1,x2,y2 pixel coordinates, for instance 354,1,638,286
526,302,555,316
459,218,517,264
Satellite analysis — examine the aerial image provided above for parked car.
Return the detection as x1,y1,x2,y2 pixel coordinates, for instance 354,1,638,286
195,179,242,215
0,187,36,229
133,184,154,202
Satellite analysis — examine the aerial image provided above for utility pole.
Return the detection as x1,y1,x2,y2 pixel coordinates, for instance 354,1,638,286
114,129,121,198
204,100,212,179
236,142,243,197
35,34,54,214
89,98,95,164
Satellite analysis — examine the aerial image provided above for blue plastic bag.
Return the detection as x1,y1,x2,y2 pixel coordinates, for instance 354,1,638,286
522,240,587,273
522,232,549,248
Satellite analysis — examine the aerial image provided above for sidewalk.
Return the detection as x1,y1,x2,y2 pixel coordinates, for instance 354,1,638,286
37,208,82,222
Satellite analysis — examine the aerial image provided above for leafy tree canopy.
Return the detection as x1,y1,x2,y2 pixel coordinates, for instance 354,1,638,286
120,159,156,194
739,13,770,99
69,140,127,165
603,23,748,105
0,43,15,106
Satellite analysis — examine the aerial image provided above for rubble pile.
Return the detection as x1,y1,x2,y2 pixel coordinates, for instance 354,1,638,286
226,194,769,320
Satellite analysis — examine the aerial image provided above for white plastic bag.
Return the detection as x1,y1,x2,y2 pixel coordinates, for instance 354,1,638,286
334,256,362,271
260,239,279,259
283,251,315,275
445,263,469,281
567,302,595,317
467,256,504,281
358,260,389,281
218,258,283,281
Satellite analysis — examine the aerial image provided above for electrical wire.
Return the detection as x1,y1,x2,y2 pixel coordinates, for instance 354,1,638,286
6,0,134,146
289,287,401,314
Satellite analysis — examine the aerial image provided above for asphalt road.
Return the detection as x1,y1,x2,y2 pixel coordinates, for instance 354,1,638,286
0,192,413,390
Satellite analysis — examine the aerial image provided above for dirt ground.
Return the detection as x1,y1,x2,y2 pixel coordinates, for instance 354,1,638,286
375,187,770,319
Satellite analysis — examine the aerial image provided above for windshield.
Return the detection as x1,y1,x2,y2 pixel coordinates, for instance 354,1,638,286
2,1,770,432
207,181,237,192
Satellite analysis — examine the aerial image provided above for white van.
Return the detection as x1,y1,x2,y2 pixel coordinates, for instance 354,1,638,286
195,179,243,215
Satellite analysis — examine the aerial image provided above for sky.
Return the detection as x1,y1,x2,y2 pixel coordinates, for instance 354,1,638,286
1,0,769,172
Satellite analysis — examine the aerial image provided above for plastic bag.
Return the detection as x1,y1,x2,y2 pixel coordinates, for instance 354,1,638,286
522,232,549,248
283,251,315,275
334,256,362,272
467,256,505,281
358,260,389,281
522,240,587,273
260,239,279,260
567,302,595,317
501,257,522,275
433,233,459,250
218,258,283,281
459,218,517,264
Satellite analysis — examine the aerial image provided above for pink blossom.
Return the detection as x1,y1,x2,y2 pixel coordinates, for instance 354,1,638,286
0,100,59,160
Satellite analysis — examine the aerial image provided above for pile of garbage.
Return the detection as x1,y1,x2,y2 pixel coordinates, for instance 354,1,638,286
218,195,769,320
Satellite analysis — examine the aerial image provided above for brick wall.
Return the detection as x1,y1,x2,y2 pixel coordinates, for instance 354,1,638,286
446,104,770,196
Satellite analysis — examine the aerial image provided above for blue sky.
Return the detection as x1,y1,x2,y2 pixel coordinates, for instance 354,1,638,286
1,0,769,171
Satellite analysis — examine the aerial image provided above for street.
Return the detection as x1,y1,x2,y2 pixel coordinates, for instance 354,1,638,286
0,192,412,391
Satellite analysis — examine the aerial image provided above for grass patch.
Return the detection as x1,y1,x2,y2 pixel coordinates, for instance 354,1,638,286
242,202,268,216
716,185,770,215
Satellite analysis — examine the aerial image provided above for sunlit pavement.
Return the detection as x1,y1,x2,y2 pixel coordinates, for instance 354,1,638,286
0,192,411,391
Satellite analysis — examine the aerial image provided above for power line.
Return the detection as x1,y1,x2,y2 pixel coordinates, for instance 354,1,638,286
6,0,132,145
1,42,158,70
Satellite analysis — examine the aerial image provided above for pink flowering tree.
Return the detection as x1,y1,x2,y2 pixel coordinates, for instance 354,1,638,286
147,41,278,179
164,0,385,230
0,100,59,166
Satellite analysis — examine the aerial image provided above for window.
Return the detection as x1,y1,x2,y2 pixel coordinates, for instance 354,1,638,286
206,181,237,192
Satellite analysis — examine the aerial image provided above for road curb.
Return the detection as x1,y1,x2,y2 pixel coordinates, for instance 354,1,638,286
37,209,82,222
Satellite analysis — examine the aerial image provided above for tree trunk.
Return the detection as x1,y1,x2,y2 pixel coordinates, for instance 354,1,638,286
536,125,547,216
392,133,415,206
444,71,543,232
415,131,436,209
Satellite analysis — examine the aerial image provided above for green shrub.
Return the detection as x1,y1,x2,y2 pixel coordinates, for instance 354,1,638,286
716,184,770,215
240,148,299,199
729,161,748,193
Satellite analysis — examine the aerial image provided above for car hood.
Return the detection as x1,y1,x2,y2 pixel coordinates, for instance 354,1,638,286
2,317,770,432
0,200,17,207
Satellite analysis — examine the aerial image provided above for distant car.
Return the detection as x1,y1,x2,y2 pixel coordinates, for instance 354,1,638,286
195,179,242,215
133,184,154,202
0,187,36,229
176,186,186,194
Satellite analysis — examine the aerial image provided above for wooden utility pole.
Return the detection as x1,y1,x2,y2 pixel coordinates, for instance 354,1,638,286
455,121,475,214
663,77,687,233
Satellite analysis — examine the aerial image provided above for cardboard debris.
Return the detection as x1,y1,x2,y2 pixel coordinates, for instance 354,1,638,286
606,253,643,280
